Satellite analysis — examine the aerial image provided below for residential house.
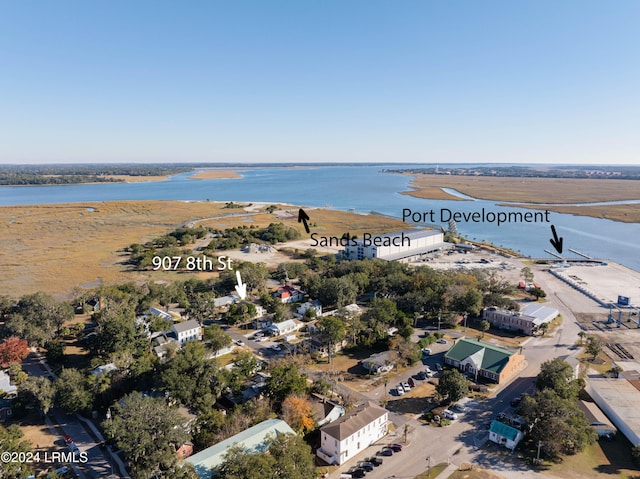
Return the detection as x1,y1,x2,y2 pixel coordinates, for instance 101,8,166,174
214,294,239,310
176,442,194,460
316,401,388,465
489,420,524,450
274,285,304,304
482,304,559,336
89,363,118,377
444,338,525,384
0,370,17,396
218,373,268,410
172,319,202,345
186,418,295,479
310,394,345,427
308,336,349,358
267,319,303,337
0,397,13,421
152,334,178,361
297,300,322,318
361,351,395,374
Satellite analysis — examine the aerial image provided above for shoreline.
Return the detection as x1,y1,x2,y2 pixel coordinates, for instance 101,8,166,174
398,173,640,223
187,169,244,180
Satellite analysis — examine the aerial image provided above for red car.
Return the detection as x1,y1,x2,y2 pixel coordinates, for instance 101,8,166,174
63,435,73,446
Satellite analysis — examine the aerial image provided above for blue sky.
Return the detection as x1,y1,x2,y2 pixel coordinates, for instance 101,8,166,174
1,1,639,164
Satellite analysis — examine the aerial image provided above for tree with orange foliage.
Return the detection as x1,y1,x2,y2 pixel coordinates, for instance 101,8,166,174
281,395,315,433
0,336,29,368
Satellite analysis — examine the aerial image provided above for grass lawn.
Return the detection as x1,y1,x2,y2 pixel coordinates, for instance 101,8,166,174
542,435,639,479
447,467,507,479
414,463,448,478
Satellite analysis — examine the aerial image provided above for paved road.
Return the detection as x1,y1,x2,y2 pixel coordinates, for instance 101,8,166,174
21,352,123,479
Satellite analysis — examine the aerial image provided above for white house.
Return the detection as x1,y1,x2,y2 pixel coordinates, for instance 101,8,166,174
267,319,303,336
172,319,202,345
274,285,304,304
489,420,524,450
317,401,388,465
0,370,17,396
297,300,322,318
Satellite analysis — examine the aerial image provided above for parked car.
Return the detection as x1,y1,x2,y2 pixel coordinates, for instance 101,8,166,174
408,377,415,388
402,381,410,391
435,363,443,372
510,395,523,407
437,338,448,344
416,370,427,380
347,466,366,478
365,457,383,466
450,403,467,413
378,448,394,456
388,443,403,452
395,386,405,396
443,409,458,420
422,348,431,356
270,344,281,351
63,435,73,445
358,461,375,472
235,340,245,346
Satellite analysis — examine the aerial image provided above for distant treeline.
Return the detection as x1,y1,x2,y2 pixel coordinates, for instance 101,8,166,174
0,164,192,185
384,165,640,180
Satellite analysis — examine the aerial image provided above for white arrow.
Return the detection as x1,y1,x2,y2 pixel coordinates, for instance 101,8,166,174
234,270,247,300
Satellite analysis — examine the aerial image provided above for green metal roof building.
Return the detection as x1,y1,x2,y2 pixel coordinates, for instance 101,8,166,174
444,338,525,384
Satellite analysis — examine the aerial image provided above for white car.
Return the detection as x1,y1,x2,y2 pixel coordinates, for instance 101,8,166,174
396,386,405,396
443,409,458,420
235,340,245,346
402,382,410,391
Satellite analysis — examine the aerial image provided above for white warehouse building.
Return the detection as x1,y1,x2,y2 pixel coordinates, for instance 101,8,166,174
344,229,446,262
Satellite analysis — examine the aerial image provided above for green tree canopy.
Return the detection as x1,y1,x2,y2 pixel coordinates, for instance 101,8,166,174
436,368,469,403
103,391,191,479
161,341,225,412
266,361,308,407
55,368,94,414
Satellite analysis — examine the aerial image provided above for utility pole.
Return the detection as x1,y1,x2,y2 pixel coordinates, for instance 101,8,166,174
427,456,432,477
438,310,442,332
463,312,468,332
536,441,543,464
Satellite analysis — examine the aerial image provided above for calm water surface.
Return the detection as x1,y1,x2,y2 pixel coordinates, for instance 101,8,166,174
1,166,639,271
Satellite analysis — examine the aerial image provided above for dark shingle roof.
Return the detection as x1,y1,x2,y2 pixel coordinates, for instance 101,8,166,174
445,338,514,374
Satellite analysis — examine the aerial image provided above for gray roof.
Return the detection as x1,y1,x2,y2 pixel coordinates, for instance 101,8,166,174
321,401,387,441
173,319,201,333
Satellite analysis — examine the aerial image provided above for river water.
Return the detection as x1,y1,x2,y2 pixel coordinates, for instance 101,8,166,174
1,165,639,271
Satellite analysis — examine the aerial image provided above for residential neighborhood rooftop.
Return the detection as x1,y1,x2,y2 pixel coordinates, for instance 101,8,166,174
321,401,387,441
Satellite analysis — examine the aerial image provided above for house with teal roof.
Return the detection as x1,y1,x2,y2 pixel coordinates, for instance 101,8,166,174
489,420,524,450
186,418,295,479
444,338,525,384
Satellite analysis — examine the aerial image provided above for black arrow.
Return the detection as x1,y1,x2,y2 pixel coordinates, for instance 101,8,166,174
549,225,563,254
298,208,310,234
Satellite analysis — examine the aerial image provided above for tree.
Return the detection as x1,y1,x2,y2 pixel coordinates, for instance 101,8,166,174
316,316,346,364
0,424,34,478
281,395,315,433
586,335,602,361
0,336,29,368
519,389,596,458
529,287,546,299
19,376,55,415
218,434,316,479
55,368,94,414
266,361,308,407
161,341,223,412
436,369,468,403
103,392,189,479
480,320,490,338
5,292,73,347
233,350,259,379
521,267,534,283
203,324,232,353
536,358,581,399
267,433,317,479
226,302,257,326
